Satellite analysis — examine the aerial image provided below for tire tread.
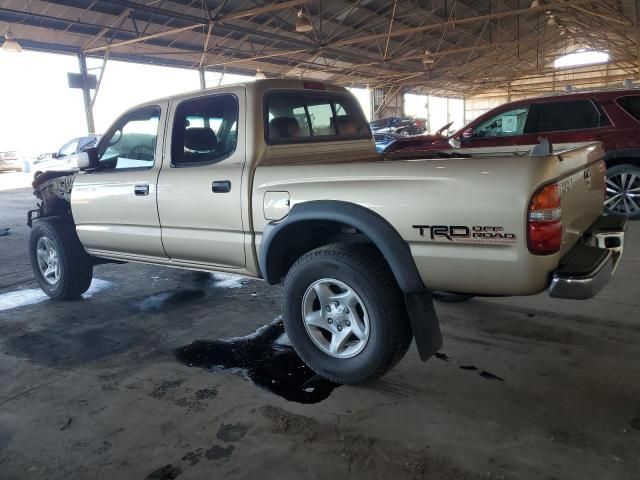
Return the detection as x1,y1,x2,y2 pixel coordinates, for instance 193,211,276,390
29,217,93,300
283,243,412,384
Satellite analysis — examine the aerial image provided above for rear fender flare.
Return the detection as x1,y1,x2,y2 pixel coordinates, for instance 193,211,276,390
258,200,426,294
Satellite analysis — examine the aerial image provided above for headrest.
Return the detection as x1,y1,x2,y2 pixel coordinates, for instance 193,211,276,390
269,117,300,138
185,127,217,151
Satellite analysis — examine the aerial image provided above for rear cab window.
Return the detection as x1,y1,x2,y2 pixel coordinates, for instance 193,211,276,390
616,95,640,121
265,91,370,144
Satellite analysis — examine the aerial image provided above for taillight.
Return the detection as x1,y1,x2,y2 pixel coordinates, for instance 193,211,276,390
528,183,562,255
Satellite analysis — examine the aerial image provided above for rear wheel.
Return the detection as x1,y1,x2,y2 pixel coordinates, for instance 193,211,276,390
605,164,640,219
283,244,412,384
29,217,93,299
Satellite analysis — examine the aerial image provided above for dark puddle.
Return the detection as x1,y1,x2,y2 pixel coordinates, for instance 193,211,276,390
479,370,505,382
175,320,339,404
433,352,505,382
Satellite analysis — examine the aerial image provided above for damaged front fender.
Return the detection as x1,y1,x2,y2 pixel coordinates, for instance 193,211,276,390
28,171,77,227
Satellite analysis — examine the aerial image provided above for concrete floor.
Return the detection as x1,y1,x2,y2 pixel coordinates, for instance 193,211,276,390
1,176,639,480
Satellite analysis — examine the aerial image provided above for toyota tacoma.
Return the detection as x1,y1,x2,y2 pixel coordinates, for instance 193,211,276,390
27,80,626,384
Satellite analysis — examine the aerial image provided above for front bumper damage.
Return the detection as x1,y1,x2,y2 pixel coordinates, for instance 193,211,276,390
548,215,627,300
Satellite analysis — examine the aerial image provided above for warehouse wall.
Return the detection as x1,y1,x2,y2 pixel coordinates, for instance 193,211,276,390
404,93,465,133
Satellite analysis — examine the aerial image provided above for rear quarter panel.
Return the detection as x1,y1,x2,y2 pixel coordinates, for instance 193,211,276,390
252,144,605,296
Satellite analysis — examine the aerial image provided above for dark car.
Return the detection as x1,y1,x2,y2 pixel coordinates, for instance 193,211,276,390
370,116,425,136
32,135,99,177
387,88,640,218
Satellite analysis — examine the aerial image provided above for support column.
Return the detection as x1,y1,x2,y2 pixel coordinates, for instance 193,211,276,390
78,53,95,134
199,67,206,89
372,87,404,119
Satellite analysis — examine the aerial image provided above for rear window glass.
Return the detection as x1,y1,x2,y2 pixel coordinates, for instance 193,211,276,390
616,96,640,121
265,92,370,143
525,100,602,132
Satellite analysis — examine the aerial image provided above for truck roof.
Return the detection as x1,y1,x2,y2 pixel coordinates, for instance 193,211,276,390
128,79,352,111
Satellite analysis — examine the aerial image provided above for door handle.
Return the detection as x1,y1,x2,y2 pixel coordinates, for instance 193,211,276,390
212,180,231,193
134,184,149,196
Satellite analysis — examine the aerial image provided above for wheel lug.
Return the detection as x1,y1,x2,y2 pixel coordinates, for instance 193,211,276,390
337,325,342,332
344,308,349,314
334,301,340,307
325,305,331,312
328,318,333,324
346,320,351,327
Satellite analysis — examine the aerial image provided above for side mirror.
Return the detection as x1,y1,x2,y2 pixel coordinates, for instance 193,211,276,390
50,152,60,159
448,137,462,149
462,128,473,139
77,147,99,171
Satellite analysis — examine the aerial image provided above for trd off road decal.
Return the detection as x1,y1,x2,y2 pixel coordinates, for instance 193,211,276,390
412,225,517,245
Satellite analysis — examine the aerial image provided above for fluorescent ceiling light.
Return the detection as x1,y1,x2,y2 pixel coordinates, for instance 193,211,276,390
295,9,312,33
2,31,22,53
554,50,609,69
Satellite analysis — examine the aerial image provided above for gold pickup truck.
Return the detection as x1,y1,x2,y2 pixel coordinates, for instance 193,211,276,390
28,80,626,384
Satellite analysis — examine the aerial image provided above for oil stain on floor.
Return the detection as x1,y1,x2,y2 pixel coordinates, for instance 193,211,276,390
175,319,339,404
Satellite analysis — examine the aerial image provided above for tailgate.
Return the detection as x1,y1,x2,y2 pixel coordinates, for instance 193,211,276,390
547,143,606,255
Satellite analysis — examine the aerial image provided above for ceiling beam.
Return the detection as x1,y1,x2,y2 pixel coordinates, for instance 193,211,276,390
84,22,205,53
329,0,596,47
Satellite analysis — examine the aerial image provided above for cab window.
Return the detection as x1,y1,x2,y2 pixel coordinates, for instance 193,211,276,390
265,92,370,144
98,107,160,170
172,94,238,166
472,107,530,138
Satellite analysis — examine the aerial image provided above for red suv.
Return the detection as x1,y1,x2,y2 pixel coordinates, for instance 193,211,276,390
388,89,640,218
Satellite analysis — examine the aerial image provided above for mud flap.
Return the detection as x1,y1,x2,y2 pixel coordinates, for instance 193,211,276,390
404,291,443,361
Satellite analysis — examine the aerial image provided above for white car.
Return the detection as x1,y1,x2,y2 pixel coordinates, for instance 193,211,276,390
32,136,99,177
0,150,22,172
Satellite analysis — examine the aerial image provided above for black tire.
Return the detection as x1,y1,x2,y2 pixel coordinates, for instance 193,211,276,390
605,164,640,219
29,217,93,300
433,291,474,303
283,243,413,385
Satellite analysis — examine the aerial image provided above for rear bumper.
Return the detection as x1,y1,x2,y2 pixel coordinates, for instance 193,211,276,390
548,215,627,300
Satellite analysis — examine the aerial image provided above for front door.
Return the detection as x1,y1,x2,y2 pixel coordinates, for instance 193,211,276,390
72,104,167,259
156,88,247,269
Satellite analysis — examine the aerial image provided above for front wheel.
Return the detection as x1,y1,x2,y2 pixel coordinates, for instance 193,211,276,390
283,244,413,385
29,217,93,300
605,164,640,219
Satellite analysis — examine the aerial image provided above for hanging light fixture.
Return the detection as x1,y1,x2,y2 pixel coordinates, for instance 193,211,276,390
547,13,557,26
295,9,312,33
530,0,541,8
2,30,22,53
422,50,435,64
255,68,266,79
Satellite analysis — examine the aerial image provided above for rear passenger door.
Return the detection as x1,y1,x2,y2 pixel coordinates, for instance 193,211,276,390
156,88,247,269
